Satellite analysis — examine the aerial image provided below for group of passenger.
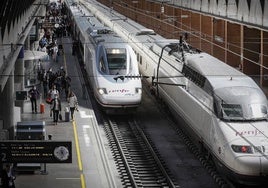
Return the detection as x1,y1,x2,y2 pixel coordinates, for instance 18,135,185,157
36,0,78,126
29,63,78,124
39,66,71,99
31,0,78,125
47,1,71,38
38,34,60,62
48,87,78,125
39,66,78,125
38,1,70,62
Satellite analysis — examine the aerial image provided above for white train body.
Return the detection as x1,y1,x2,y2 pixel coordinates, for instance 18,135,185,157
67,1,142,112
81,0,268,184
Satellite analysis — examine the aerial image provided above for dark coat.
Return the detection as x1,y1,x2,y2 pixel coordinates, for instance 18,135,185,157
28,88,40,99
51,98,61,111
1,168,15,188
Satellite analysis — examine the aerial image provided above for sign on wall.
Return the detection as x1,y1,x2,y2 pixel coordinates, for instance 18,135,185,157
0,141,72,163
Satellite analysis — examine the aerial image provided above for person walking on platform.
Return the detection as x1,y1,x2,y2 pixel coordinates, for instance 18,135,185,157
1,163,16,188
47,68,54,89
50,94,61,125
48,85,59,100
28,86,40,114
42,72,49,98
67,91,78,121
52,45,58,62
62,75,71,100
72,40,77,55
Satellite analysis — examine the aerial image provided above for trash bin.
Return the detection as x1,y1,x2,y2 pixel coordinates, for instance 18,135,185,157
65,107,70,122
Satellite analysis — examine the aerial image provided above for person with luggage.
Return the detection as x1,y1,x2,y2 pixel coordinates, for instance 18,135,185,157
28,86,40,114
67,91,78,121
50,94,61,125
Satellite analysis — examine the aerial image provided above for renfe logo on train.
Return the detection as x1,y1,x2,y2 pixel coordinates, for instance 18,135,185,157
235,129,264,136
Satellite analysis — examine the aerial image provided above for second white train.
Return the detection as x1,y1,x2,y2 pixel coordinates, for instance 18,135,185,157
66,1,142,113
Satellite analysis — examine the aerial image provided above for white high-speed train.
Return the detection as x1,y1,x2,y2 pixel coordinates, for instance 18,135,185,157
81,0,268,185
66,1,142,113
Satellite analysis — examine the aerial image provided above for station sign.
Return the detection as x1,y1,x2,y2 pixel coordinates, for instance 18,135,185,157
16,91,27,100
0,141,72,163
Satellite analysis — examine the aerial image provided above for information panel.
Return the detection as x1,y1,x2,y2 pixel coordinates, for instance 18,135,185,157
0,141,72,163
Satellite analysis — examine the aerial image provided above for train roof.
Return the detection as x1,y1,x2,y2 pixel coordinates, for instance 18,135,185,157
71,3,126,47
185,53,259,90
114,16,260,90
73,13,91,32
185,53,242,76
154,39,181,48
87,26,125,46
70,4,97,34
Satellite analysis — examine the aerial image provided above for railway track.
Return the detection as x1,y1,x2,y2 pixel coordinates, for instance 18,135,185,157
103,116,179,188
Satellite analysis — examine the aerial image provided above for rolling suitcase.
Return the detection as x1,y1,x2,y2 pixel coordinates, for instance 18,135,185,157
40,103,45,113
65,107,70,122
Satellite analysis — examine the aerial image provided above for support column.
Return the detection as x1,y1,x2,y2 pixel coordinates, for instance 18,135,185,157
14,48,25,113
14,48,25,90
0,70,15,139
24,60,35,87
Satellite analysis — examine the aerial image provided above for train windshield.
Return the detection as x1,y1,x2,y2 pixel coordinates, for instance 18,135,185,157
249,104,267,120
220,103,268,121
221,104,244,120
215,86,268,121
106,48,127,75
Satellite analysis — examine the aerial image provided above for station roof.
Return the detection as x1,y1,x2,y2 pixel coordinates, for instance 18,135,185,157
0,0,35,38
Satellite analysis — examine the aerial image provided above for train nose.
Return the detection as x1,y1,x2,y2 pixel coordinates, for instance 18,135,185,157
234,153,268,176
260,156,268,175
230,154,268,185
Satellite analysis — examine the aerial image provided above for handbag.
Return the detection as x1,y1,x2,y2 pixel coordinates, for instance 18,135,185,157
46,97,52,104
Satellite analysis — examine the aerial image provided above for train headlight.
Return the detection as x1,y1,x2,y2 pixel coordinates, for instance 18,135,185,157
98,88,107,95
135,88,142,94
231,145,253,153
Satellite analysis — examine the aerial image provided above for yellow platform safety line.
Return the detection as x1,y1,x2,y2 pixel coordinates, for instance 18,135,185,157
72,120,83,170
63,47,85,188
80,173,86,188
72,121,86,188
73,120,86,188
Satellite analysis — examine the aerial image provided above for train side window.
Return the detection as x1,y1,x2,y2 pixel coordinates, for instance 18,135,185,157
140,56,142,65
213,100,220,118
182,64,205,87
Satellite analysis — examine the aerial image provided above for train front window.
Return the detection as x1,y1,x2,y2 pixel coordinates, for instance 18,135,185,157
106,48,127,75
249,104,267,120
221,104,243,120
